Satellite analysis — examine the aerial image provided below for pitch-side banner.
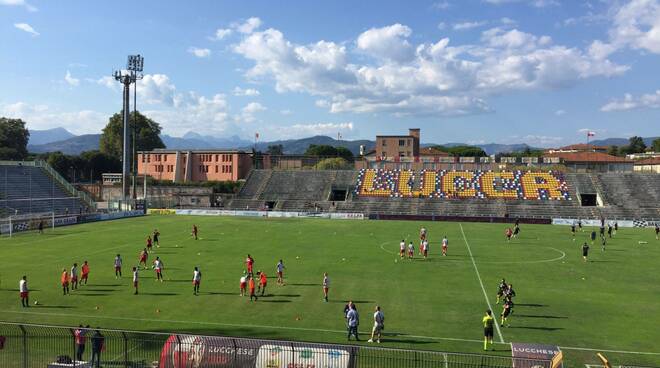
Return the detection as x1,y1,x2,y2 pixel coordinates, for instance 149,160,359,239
511,342,562,368
159,335,355,368
552,218,635,227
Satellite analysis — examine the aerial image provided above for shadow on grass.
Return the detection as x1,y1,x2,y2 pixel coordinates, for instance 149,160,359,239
288,283,316,286
141,292,179,296
508,326,564,331
204,291,237,296
274,294,301,298
260,300,292,303
516,303,547,307
76,293,111,297
34,305,75,309
515,314,567,319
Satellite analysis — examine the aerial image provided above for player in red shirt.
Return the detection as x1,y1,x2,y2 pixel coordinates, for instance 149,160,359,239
257,271,268,296
146,235,153,252
248,276,257,301
139,248,149,269
245,254,254,275
61,268,70,295
505,228,513,242
81,261,90,285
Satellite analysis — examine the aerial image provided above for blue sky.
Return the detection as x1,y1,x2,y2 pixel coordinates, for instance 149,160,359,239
1,0,659,146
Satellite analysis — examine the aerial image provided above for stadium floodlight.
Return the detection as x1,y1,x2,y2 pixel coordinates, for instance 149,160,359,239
127,54,144,73
126,55,144,200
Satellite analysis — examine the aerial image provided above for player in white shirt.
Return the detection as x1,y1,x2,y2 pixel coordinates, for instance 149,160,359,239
19,276,29,307
192,267,202,295
399,240,406,259
422,240,429,259
132,267,139,295
420,227,427,241
114,254,123,279
153,257,164,282
70,263,79,290
368,306,385,343
408,242,414,259
323,273,330,302
240,273,247,296
276,260,286,285
442,236,448,256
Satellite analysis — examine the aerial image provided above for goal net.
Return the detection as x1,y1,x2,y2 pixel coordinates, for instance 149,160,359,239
0,212,55,237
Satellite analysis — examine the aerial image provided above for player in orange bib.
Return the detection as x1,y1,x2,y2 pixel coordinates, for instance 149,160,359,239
505,228,513,242
258,271,268,296
248,276,257,301
61,268,70,295
81,261,90,285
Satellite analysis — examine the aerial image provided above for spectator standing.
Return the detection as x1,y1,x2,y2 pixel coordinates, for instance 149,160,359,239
368,306,384,343
347,304,359,341
90,329,104,368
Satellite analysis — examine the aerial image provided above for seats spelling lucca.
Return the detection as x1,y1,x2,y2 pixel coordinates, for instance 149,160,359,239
354,169,571,201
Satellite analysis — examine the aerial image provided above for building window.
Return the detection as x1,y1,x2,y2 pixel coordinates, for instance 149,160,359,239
407,140,411,146
382,140,387,146
399,139,405,146
147,155,151,163
164,155,167,162
141,155,145,163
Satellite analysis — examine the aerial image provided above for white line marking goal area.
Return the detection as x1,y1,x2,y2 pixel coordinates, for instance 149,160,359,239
459,223,505,344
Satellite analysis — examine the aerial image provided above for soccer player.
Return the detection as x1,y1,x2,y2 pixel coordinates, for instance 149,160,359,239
578,219,583,232
132,267,139,295
38,220,44,234
590,230,597,245
19,276,29,307
505,228,513,242
114,254,122,279
599,222,605,238
442,236,448,256
505,284,516,301
614,221,618,236
607,223,613,239
70,263,79,290
240,272,247,296
501,299,512,327
276,260,285,285
571,222,576,240
248,276,257,301
399,239,406,259
323,272,330,302
346,304,359,341
245,254,254,275
407,241,414,259
582,242,590,262
153,257,164,282
81,261,90,285
513,224,520,239
146,235,153,252
420,227,427,241
655,223,659,240
192,267,201,295
153,229,160,246
61,268,70,295
601,233,607,251
496,279,507,304
258,271,267,296
483,310,494,350
139,248,149,270
191,224,198,240
368,305,384,343
422,239,429,259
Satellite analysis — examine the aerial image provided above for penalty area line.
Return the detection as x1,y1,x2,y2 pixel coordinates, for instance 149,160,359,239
459,223,505,344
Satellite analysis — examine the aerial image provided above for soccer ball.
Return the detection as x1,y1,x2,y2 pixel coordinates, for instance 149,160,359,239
94,306,99,310
296,256,300,259
197,252,201,256
34,301,38,305
342,258,346,261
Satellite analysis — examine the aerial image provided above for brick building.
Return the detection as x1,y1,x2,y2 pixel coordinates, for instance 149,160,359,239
137,150,253,182
373,128,421,158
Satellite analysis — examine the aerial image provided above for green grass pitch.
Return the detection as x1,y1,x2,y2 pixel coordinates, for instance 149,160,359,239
1,215,659,367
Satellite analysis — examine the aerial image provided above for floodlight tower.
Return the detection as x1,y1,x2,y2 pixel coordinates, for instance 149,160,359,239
114,54,144,202
127,55,144,199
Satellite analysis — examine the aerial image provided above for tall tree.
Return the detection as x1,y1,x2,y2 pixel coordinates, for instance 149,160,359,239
266,144,284,155
625,136,647,154
0,118,30,160
652,138,660,153
305,144,353,161
99,111,165,160
607,145,619,156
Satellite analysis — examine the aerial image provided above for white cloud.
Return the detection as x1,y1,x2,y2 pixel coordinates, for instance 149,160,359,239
590,0,660,57
137,74,178,106
95,76,118,90
432,1,451,9
1,102,107,134
188,47,211,58
280,109,292,115
64,71,80,87
232,87,261,96
14,22,39,36
555,109,566,116
601,90,660,112
453,21,488,31
437,22,447,30
357,24,414,62
232,23,628,118
212,28,232,41
500,17,517,25
484,0,558,7
1,0,37,11
234,17,262,34
240,102,266,122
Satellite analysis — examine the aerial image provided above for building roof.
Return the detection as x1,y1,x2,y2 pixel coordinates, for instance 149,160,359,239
558,143,608,151
634,157,660,165
419,147,451,157
375,135,416,139
139,149,249,154
544,152,633,163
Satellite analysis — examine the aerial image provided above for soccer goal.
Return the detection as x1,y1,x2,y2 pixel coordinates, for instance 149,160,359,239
0,211,55,237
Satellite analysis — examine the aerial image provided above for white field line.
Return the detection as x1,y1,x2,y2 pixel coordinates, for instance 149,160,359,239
459,223,504,343
3,310,659,356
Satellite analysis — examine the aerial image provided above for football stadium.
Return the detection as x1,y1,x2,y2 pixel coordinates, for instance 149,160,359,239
2,1,660,368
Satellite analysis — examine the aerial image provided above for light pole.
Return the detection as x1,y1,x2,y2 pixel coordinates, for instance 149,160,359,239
114,54,144,202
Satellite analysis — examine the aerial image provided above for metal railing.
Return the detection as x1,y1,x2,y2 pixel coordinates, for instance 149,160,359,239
0,322,549,368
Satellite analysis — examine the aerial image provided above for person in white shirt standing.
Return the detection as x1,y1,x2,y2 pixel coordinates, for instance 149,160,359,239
153,257,164,282
399,240,406,259
132,267,139,295
276,260,286,285
70,263,79,290
323,273,330,302
114,254,123,279
19,276,29,307
368,305,385,343
442,236,449,256
192,267,202,295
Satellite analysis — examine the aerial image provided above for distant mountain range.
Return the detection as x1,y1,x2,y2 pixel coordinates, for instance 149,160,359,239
25,127,659,156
